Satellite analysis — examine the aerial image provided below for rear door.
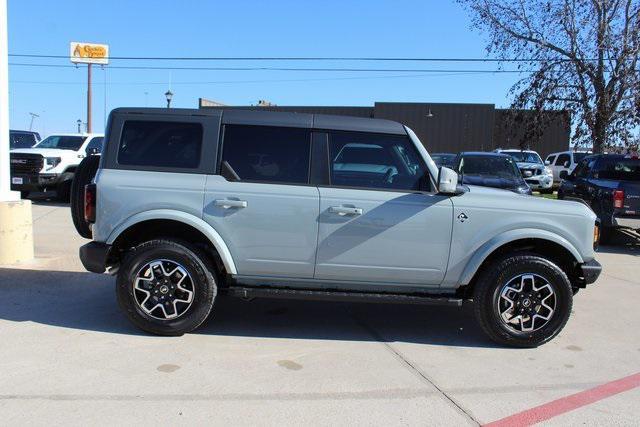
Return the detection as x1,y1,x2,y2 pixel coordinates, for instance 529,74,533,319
314,130,453,286
203,124,319,279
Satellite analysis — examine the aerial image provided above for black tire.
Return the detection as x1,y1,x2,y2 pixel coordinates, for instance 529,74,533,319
20,191,30,199
599,227,614,245
116,239,217,336
56,180,71,202
473,253,573,348
70,155,100,238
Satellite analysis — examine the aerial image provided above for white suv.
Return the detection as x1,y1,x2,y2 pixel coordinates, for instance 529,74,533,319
545,150,592,186
495,149,554,193
10,133,104,200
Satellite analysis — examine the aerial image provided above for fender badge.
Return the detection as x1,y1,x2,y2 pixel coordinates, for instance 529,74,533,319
457,212,469,223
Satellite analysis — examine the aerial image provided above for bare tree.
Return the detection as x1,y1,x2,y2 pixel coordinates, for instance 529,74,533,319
459,0,640,153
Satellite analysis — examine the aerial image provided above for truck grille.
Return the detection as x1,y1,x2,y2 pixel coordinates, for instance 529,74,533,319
10,153,44,174
521,168,542,176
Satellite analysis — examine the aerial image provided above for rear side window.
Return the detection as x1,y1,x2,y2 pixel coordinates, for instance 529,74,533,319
328,131,428,191
221,125,311,184
118,121,203,168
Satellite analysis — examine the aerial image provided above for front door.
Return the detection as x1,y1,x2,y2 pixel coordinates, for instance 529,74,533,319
314,130,453,286
203,124,319,279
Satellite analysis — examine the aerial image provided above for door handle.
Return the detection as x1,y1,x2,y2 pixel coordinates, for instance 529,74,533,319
329,206,363,216
214,199,248,209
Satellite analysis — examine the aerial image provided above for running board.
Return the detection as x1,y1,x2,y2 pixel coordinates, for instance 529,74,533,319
224,286,463,307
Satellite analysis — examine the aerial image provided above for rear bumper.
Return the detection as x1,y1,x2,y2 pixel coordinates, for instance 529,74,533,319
580,259,602,285
79,241,111,273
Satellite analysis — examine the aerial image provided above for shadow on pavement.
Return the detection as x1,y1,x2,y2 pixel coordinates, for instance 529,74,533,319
0,267,493,348
598,229,640,255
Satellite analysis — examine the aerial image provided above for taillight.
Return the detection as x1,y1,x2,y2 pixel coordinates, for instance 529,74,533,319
613,190,624,209
84,183,96,223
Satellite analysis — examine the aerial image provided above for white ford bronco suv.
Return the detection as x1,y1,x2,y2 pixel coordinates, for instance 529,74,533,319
78,108,601,347
10,133,104,200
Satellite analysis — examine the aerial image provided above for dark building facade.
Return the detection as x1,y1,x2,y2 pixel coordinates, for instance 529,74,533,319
199,100,570,156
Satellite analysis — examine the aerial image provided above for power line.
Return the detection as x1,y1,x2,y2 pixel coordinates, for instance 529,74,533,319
8,62,529,73
8,53,593,62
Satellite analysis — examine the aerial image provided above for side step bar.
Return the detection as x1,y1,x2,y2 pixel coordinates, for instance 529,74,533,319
224,286,463,307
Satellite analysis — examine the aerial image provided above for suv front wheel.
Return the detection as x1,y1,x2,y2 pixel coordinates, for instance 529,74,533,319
473,253,573,348
117,239,217,336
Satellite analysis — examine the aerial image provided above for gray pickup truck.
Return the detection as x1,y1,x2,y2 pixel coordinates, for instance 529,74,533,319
77,108,601,347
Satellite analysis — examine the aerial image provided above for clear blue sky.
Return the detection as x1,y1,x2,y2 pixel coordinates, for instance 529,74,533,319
8,0,521,135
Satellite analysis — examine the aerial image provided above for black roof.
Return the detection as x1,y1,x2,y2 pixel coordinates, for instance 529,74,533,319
110,107,406,135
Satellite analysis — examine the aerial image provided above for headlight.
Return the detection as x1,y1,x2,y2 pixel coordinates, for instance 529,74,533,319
544,166,553,176
45,157,61,169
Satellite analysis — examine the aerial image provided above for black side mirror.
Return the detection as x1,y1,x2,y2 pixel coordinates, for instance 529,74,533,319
559,170,571,180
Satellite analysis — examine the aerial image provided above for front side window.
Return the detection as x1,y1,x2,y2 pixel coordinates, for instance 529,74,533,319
221,125,311,184
555,154,570,166
546,155,556,165
118,121,203,168
329,131,428,191
37,135,86,151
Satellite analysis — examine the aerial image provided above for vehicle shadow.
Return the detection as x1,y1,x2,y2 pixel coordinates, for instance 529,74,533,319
0,267,494,348
598,229,640,255
26,191,69,207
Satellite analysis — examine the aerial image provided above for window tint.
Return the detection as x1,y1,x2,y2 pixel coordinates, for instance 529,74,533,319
595,157,640,181
221,125,311,184
329,131,428,191
118,121,202,168
10,132,37,149
85,137,104,155
556,153,570,166
37,135,86,151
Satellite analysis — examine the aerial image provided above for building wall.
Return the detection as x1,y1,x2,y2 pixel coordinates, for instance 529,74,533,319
199,101,570,156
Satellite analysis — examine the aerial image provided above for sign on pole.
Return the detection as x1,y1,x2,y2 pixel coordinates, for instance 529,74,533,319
70,42,109,64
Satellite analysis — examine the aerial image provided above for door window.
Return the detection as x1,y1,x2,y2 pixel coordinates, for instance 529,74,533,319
328,131,428,191
221,125,311,184
555,153,570,166
546,155,556,165
85,137,104,155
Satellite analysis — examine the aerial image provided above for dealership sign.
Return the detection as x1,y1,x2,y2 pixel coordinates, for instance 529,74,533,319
70,42,109,64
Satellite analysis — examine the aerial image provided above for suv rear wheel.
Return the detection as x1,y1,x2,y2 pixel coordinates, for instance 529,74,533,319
116,239,217,336
473,253,572,348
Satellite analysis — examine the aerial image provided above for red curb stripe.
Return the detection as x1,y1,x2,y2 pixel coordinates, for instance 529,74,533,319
484,372,640,427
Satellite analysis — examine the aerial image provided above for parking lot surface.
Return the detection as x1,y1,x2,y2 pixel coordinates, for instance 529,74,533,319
1,199,639,425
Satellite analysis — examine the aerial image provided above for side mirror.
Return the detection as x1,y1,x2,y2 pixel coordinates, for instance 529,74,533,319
563,161,569,168
544,160,551,166
438,167,459,194
559,170,570,180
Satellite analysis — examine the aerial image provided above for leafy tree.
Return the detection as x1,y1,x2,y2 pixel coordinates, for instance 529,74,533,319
459,0,640,152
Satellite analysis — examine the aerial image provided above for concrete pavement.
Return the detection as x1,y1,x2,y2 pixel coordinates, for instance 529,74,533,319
0,198,639,425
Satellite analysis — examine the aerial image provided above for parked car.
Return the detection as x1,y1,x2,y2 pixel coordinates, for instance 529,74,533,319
10,133,104,200
454,152,531,195
545,150,592,185
558,154,639,241
431,152,457,168
9,129,40,149
495,149,554,193
77,108,601,348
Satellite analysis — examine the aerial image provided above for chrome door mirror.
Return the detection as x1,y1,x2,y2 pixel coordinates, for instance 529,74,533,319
438,167,459,194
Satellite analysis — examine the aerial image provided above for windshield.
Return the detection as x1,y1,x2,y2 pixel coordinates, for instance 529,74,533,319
36,135,86,151
505,151,543,164
459,156,522,181
596,158,640,181
573,153,590,163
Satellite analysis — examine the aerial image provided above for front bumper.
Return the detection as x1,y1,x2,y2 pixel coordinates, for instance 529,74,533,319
10,172,65,192
79,241,111,273
579,259,602,285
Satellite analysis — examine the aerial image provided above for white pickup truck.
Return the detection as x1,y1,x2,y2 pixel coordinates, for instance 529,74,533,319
10,133,104,200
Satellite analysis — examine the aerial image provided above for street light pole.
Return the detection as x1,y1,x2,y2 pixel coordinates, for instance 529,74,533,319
165,89,173,108
87,63,92,133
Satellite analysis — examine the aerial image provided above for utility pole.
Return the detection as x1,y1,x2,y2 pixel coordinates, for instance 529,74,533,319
0,0,14,202
28,112,39,131
87,62,92,133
